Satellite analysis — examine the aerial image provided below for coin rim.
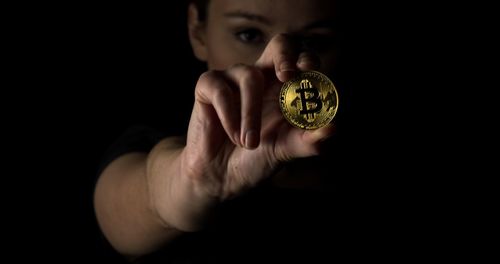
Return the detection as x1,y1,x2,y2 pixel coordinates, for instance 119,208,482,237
279,70,339,130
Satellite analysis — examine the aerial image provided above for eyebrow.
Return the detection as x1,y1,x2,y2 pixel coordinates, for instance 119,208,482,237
224,11,272,25
224,11,337,31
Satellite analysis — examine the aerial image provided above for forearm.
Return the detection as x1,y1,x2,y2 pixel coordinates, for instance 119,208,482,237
93,137,185,258
146,138,220,233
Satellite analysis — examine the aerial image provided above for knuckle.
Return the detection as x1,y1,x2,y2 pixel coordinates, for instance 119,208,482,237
195,70,224,99
197,71,223,91
198,70,219,85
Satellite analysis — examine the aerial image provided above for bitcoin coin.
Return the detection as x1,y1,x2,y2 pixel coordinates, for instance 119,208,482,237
279,71,338,130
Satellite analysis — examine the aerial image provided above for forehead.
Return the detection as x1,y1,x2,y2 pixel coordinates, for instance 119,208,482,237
209,0,337,25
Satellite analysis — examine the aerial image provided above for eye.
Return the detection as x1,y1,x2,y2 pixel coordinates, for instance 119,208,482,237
235,28,264,44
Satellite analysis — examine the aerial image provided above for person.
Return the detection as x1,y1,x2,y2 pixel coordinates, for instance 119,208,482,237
94,0,347,262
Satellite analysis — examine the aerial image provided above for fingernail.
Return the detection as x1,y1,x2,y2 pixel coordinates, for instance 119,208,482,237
245,130,259,149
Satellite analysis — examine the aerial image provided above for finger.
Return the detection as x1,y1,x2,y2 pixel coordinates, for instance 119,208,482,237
195,71,241,146
296,51,321,71
255,34,300,83
225,64,265,149
302,124,336,147
278,124,336,161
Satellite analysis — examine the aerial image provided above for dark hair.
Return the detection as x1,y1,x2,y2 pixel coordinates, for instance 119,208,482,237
190,0,209,21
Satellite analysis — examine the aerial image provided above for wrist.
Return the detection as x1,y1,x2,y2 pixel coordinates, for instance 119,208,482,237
146,138,218,232
145,138,185,230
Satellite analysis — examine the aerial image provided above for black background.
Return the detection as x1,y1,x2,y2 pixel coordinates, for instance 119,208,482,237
8,2,201,262
5,1,490,262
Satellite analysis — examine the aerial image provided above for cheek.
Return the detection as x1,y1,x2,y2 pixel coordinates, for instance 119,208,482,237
206,43,238,70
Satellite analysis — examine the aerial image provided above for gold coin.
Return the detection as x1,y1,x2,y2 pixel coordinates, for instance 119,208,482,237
279,71,339,130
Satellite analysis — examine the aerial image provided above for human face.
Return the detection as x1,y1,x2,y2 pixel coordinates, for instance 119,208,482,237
190,0,339,75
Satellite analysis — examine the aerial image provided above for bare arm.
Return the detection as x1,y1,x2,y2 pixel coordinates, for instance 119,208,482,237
93,137,184,258
93,34,335,259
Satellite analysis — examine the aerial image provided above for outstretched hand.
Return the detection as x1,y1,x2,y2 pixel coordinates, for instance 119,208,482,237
184,34,334,198
157,34,335,231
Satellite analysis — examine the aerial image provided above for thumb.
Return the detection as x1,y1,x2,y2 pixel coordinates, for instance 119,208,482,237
255,34,301,83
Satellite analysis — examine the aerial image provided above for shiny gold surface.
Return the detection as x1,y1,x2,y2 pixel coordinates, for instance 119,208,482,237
279,71,338,129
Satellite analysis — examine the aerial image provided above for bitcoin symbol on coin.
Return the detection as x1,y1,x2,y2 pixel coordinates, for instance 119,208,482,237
280,71,338,130
296,79,323,121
